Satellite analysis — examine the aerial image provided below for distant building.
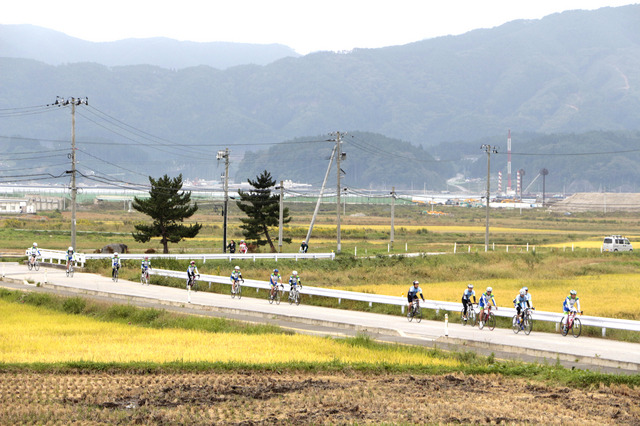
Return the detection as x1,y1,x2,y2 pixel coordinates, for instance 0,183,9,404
0,198,36,214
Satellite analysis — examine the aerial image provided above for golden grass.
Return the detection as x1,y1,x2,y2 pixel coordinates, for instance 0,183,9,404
0,301,459,367
329,274,640,319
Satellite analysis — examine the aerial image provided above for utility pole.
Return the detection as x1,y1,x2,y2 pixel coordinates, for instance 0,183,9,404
390,186,396,249
335,131,344,254
305,145,336,246
217,149,230,252
55,96,87,251
540,168,549,208
278,180,284,253
481,144,498,252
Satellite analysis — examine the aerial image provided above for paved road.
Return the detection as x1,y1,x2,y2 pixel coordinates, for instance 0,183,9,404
2,263,639,373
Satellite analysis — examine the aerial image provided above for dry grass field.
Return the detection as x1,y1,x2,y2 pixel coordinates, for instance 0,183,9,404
0,371,638,424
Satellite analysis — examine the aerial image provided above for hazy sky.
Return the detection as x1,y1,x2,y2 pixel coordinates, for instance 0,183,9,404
3,0,637,54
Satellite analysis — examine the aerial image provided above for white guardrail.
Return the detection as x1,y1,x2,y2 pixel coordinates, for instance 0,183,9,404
149,268,640,337
25,250,335,267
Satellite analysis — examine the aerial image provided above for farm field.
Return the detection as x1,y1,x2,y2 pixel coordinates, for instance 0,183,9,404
1,371,638,424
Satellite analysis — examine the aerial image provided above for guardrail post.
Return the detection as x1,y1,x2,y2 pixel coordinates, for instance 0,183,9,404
506,245,509,253
401,305,404,314
445,313,449,336
454,242,457,254
602,327,606,337
369,302,372,307
203,257,206,264
338,298,341,304
468,246,471,253
209,281,212,290
253,255,256,262
526,243,529,252
555,322,559,332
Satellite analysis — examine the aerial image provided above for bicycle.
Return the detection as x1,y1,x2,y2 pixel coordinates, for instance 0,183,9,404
460,302,476,326
269,284,283,304
140,269,150,285
407,299,422,323
187,274,200,292
112,267,119,282
478,305,496,330
27,256,40,271
231,278,244,299
288,285,301,305
66,261,74,278
561,310,583,338
512,307,534,335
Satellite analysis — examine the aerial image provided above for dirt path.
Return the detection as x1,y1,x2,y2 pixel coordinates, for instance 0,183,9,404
0,371,638,424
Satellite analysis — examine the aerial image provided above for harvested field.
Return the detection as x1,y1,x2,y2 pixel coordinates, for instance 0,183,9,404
0,371,638,424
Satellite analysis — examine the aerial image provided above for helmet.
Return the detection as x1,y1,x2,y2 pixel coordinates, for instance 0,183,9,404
273,269,279,273
486,287,493,292
190,261,195,265
570,289,577,295
114,253,119,257
68,246,73,251
519,289,525,295
33,242,37,247
234,266,240,270
523,287,528,291
144,256,149,260
413,280,419,285
467,284,473,289
292,270,298,275
241,240,244,242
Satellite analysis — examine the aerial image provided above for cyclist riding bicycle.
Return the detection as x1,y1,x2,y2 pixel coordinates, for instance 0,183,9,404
461,283,477,321
513,288,530,326
27,242,40,264
65,246,75,273
111,253,121,278
289,270,302,292
269,268,282,299
187,261,199,288
140,256,151,276
239,240,248,254
230,265,243,294
523,286,534,310
561,289,582,327
299,241,308,253
407,280,425,311
478,287,498,324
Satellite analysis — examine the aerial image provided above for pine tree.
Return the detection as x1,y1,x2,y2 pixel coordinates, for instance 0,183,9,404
132,174,202,253
236,170,291,252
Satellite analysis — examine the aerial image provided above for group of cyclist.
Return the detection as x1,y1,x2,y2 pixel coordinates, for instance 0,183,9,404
28,242,75,274
407,279,582,328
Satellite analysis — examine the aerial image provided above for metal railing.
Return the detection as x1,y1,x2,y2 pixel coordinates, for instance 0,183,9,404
149,268,640,336
84,252,335,262
25,249,86,267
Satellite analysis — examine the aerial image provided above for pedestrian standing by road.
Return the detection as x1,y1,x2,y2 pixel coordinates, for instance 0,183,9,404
227,240,236,253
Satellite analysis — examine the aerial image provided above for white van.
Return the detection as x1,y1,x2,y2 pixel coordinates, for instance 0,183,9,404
602,235,633,252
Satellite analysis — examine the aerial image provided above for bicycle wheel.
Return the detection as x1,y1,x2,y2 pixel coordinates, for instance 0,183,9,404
275,288,282,305
512,315,521,334
69,267,74,278
288,291,294,305
460,308,467,325
415,307,422,323
237,284,242,300
34,262,40,271
561,320,569,336
231,283,236,298
572,317,582,338
268,290,274,304
295,290,300,306
407,308,414,322
468,307,477,327
487,314,496,330
524,316,533,335
28,262,33,271
140,275,145,285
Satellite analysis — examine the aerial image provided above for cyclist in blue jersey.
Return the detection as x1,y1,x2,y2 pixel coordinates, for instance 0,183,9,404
513,288,530,326
288,270,302,291
407,280,425,311
478,287,497,324
461,284,476,321
27,242,41,265
230,265,243,294
111,253,121,278
561,289,582,327
65,246,75,274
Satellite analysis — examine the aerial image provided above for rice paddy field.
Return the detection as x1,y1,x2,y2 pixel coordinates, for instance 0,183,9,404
2,204,640,423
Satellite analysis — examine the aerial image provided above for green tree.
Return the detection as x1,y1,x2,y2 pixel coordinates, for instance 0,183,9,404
132,174,202,253
236,170,291,252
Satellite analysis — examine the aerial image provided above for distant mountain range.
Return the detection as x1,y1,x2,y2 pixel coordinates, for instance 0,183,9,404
0,24,299,69
2,5,640,191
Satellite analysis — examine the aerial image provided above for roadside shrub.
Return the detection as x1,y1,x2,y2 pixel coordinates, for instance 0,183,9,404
62,297,86,314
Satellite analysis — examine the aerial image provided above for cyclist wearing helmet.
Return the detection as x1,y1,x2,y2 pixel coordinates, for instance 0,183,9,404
111,253,121,278
288,270,302,292
407,280,425,311
299,240,308,253
230,265,243,294
239,240,248,254
461,284,477,321
269,269,282,299
187,261,199,289
478,286,497,324
27,242,41,265
65,246,75,273
140,256,151,273
562,290,581,326
513,288,530,326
